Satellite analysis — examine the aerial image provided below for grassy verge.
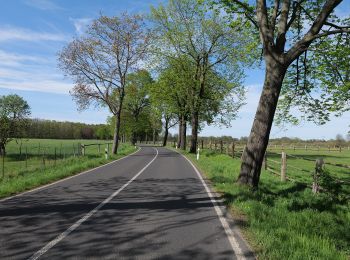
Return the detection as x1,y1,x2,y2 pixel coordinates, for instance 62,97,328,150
0,143,136,199
178,148,350,260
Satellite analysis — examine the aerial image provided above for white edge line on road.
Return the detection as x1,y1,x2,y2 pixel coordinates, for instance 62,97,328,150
0,147,141,203
28,147,158,260
179,151,246,260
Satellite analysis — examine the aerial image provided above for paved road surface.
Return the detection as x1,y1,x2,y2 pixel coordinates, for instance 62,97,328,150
0,146,253,259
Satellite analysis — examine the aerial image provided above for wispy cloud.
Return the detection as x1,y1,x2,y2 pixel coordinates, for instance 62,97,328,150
0,26,67,42
0,79,72,94
0,50,47,67
69,18,93,35
24,0,62,10
0,49,72,94
0,66,72,94
239,84,262,115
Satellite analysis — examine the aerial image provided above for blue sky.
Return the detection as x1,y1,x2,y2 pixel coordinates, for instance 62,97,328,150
0,0,349,140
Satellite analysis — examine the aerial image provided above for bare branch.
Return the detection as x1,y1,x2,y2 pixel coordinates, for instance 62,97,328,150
286,0,343,63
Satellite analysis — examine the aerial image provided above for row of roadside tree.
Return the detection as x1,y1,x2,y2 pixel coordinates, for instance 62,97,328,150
57,0,350,189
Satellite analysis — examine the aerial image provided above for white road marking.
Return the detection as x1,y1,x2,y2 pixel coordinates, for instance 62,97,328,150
0,147,141,203
28,147,158,260
179,152,247,260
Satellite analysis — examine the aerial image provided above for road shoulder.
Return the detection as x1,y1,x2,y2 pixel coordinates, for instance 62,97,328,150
168,147,256,260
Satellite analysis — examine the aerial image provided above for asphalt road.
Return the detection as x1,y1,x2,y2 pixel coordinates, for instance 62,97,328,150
0,146,253,260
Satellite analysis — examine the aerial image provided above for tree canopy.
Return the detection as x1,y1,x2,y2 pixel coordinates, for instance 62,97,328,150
0,94,31,155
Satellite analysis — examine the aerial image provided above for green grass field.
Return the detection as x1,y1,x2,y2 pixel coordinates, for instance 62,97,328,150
181,148,350,260
0,139,136,198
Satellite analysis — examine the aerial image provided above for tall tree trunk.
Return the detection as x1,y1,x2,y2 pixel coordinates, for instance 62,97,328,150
189,110,199,153
112,112,121,154
162,117,169,147
153,129,156,145
131,132,137,146
180,114,187,150
177,115,182,148
238,58,287,188
0,143,5,156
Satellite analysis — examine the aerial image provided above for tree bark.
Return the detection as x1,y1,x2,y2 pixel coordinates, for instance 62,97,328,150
189,110,199,153
177,115,182,148
112,112,121,154
0,143,5,156
131,132,137,146
238,57,287,188
162,117,169,147
180,114,187,150
153,128,156,145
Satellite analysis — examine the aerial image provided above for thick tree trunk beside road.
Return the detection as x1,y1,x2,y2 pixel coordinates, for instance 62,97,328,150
238,58,287,187
189,111,199,153
112,112,121,154
162,117,169,147
180,115,187,150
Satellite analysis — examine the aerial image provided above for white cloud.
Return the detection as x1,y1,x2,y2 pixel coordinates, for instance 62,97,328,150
0,80,72,94
69,18,93,35
0,66,72,94
0,50,47,67
239,84,262,114
0,26,67,42
0,50,72,94
24,0,62,10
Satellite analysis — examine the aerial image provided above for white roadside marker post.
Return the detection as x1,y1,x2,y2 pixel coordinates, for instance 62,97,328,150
105,147,108,160
197,147,200,161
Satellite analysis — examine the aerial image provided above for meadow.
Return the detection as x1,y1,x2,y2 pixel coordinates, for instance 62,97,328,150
0,139,136,198
181,146,350,260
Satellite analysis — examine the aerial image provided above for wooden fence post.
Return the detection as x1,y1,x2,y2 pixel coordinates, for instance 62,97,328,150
231,143,235,158
339,146,342,152
2,153,4,180
42,149,46,168
81,144,85,156
281,152,287,182
313,159,324,194
220,140,223,154
25,147,28,169
201,139,204,149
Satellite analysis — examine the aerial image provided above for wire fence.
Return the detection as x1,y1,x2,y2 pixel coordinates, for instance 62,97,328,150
0,140,115,181
185,139,350,195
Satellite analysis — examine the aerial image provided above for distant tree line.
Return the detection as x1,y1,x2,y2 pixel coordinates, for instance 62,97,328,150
24,119,112,140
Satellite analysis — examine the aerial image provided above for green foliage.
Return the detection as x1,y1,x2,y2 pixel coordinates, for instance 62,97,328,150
216,0,350,126
23,119,110,140
122,70,162,143
0,94,31,154
150,0,254,132
277,32,350,126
